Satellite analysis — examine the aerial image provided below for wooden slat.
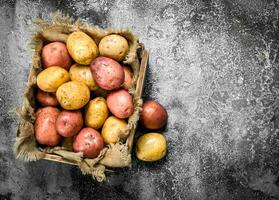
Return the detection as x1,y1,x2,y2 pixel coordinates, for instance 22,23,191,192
126,49,149,152
136,49,149,98
44,153,77,166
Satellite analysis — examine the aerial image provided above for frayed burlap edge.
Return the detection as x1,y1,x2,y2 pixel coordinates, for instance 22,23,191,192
14,12,142,182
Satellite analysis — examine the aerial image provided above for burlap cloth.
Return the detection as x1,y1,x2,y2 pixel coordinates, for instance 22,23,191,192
14,12,143,182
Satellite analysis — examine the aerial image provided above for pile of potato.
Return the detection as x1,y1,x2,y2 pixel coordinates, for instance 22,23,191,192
137,101,168,161
35,31,168,162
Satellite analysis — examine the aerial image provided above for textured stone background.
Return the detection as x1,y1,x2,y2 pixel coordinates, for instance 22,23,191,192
1,0,279,199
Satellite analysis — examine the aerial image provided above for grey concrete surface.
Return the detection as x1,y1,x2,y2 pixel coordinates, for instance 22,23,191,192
1,0,279,199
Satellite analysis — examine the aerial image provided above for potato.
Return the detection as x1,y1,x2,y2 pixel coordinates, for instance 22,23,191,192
67,31,99,65
106,89,134,119
56,81,90,110
101,116,128,144
136,133,167,162
73,128,104,158
69,64,98,91
36,89,59,107
123,66,133,90
56,110,83,137
85,97,109,129
99,34,129,61
90,56,124,90
141,101,168,129
42,42,71,70
34,107,61,146
37,66,70,92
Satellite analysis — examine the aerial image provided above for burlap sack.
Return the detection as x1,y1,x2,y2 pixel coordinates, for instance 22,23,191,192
14,12,143,182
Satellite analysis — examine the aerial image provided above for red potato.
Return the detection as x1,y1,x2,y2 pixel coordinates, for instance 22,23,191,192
35,108,43,117
73,128,104,158
42,42,71,70
56,110,83,137
123,66,133,90
107,89,134,119
90,56,124,90
34,107,61,146
36,89,59,107
141,101,168,129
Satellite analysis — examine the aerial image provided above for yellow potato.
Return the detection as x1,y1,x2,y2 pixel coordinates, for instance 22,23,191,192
136,133,167,162
99,34,129,61
56,81,90,110
69,64,98,91
37,66,70,92
101,116,128,144
85,97,109,129
67,31,99,65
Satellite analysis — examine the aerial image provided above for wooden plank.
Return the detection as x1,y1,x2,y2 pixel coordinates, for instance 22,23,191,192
44,153,77,166
136,49,149,98
126,49,149,152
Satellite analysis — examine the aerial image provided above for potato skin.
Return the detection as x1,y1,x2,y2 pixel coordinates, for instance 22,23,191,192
99,34,129,61
141,101,168,129
123,66,133,90
67,31,99,65
85,97,109,129
136,133,167,162
56,81,90,110
42,42,71,70
56,110,83,137
107,89,134,119
90,56,124,90
35,107,61,146
37,66,70,92
73,128,104,158
36,89,59,107
101,116,128,144
69,64,98,91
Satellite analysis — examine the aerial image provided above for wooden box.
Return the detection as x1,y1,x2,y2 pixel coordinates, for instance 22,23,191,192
14,15,148,181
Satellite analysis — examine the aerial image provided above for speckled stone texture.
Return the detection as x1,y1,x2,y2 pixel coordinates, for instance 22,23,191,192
1,0,279,199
